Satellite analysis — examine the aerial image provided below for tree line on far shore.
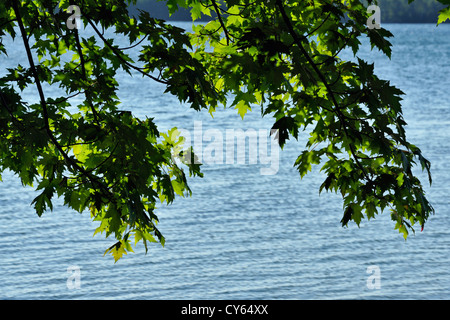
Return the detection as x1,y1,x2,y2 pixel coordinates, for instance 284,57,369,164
130,0,446,23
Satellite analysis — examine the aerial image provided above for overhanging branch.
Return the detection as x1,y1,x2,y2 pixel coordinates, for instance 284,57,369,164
275,0,371,182
12,1,113,200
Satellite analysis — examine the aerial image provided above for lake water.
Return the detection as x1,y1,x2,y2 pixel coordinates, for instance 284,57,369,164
0,22,449,300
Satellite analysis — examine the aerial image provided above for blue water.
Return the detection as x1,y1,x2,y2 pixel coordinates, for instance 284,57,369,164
0,23,449,300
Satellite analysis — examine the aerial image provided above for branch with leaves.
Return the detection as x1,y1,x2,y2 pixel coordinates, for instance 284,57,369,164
1,0,448,261
186,0,439,239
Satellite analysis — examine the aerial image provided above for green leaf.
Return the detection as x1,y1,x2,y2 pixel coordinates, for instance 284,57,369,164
72,143,90,163
367,28,393,59
235,100,251,119
104,241,130,263
270,116,297,149
319,172,336,194
341,205,353,227
31,191,52,217
437,6,450,25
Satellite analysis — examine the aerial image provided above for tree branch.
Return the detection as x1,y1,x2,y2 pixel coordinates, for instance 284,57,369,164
276,0,371,182
73,27,100,123
211,0,230,45
85,15,169,85
12,1,113,200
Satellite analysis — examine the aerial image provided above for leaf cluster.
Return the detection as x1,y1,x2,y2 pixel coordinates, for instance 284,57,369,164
184,0,439,239
1,0,446,260
1,0,205,261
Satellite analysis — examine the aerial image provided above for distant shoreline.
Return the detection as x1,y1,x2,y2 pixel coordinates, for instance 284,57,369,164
129,0,447,24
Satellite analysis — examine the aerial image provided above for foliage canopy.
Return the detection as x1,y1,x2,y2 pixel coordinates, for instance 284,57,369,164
1,0,448,261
